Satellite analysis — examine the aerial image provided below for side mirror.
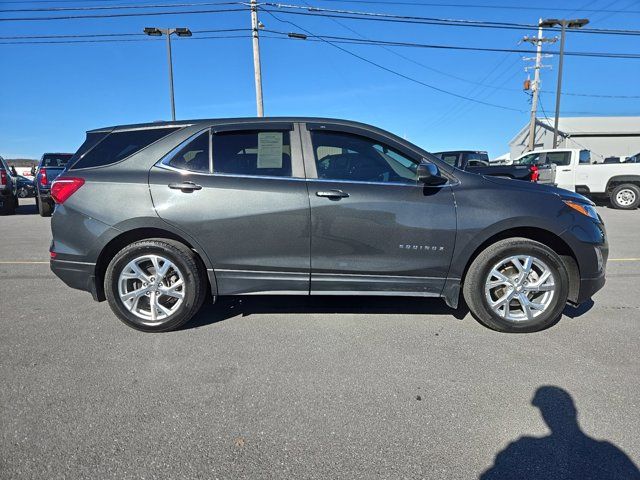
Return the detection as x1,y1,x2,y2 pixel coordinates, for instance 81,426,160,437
417,160,447,186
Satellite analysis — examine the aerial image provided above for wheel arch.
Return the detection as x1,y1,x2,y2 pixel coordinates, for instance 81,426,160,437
453,226,580,307
93,227,216,302
606,175,640,193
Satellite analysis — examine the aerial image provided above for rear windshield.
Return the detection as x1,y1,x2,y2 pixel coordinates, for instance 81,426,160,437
70,127,180,170
466,152,489,162
41,154,72,168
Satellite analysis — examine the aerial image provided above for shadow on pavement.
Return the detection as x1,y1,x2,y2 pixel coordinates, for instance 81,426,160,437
16,199,38,215
182,295,468,330
480,386,640,480
563,299,594,319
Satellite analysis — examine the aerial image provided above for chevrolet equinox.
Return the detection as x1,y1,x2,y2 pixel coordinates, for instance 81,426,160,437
49,118,607,333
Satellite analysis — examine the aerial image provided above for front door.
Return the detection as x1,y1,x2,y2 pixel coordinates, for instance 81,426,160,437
149,123,311,295
302,124,457,296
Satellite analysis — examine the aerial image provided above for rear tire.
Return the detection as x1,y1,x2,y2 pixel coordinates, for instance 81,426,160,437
38,197,53,217
463,238,569,333
0,194,17,215
105,239,207,332
610,183,640,210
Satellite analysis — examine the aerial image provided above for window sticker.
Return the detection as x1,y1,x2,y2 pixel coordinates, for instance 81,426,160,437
257,132,283,168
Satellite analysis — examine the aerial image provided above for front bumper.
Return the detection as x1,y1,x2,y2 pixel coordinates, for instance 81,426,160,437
50,258,101,301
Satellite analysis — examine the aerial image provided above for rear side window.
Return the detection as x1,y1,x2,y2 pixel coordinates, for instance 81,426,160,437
545,152,571,166
212,131,292,177
70,127,180,169
440,154,459,167
167,131,210,173
41,154,72,168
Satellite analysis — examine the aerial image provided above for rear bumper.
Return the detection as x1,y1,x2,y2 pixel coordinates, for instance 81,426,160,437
50,259,101,301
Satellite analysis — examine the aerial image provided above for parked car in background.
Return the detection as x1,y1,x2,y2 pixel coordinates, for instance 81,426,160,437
625,152,640,163
16,175,35,198
0,155,18,215
434,150,553,183
50,117,607,334
514,148,640,209
34,153,73,217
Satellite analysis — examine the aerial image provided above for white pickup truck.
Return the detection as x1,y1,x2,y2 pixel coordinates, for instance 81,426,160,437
513,148,640,210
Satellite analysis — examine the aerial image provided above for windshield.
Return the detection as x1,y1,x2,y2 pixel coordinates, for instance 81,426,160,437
42,154,72,168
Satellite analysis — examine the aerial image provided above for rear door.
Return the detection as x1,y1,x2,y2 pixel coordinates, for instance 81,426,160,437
545,151,575,190
302,123,456,296
149,122,311,295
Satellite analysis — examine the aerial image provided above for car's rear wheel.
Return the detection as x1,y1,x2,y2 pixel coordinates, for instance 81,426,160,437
104,239,207,332
38,197,53,217
463,238,569,333
610,183,640,210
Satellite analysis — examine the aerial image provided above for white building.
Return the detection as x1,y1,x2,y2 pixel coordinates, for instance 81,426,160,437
509,116,640,162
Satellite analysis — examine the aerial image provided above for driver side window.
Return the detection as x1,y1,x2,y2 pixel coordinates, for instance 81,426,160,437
310,131,418,184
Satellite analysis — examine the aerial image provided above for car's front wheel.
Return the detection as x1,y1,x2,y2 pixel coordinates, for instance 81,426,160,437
463,238,569,333
104,239,207,332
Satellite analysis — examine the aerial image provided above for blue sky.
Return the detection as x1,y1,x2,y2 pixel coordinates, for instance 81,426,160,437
1,0,639,159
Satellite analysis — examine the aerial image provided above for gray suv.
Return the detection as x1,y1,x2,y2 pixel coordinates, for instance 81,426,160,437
49,118,608,333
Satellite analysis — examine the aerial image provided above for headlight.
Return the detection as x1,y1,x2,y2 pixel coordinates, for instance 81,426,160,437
563,200,599,221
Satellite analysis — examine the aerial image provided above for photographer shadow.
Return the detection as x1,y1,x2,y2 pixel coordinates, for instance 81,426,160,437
480,386,640,480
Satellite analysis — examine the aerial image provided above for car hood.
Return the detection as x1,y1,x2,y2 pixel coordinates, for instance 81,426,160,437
482,175,593,205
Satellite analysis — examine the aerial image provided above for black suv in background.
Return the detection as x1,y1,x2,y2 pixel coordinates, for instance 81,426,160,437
34,153,73,217
49,118,607,333
0,155,18,215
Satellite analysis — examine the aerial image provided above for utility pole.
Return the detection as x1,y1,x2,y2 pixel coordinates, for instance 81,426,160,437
250,0,264,117
522,20,556,152
144,27,193,121
539,18,589,148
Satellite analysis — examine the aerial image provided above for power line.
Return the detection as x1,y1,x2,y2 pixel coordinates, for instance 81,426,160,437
297,0,640,14
259,7,526,112
0,6,246,21
0,28,249,39
260,3,640,36
260,29,640,59
0,2,242,13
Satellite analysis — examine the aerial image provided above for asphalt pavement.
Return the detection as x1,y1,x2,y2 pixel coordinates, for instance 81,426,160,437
1,198,639,479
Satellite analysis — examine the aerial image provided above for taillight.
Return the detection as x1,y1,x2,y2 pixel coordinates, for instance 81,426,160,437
0,169,6,187
530,165,539,182
40,167,48,186
50,177,85,204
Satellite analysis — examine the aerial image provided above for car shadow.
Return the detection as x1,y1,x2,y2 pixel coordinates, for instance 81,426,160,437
563,299,594,319
16,199,38,215
480,386,640,479
181,295,468,330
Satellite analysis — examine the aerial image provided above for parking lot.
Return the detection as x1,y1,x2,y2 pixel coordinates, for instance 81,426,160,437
1,198,639,478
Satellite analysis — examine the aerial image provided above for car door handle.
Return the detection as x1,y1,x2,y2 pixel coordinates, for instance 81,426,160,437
168,181,202,191
316,190,349,199
560,169,571,172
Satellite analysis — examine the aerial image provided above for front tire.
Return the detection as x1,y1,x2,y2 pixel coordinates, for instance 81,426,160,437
463,238,569,333
610,183,640,210
104,239,207,332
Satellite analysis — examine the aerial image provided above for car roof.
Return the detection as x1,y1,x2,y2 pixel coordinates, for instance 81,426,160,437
87,117,396,135
434,150,488,154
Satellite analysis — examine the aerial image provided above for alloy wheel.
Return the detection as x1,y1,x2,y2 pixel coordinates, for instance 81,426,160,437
117,254,185,324
484,255,556,322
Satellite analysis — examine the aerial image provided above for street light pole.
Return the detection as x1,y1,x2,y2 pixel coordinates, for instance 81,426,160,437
144,27,192,121
552,21,567,149
539,18,589,148
166,31,176,121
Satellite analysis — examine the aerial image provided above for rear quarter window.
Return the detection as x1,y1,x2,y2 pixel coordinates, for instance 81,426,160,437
70,127,180,170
